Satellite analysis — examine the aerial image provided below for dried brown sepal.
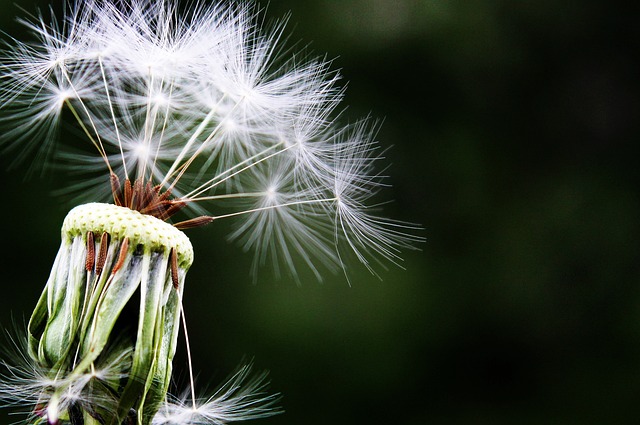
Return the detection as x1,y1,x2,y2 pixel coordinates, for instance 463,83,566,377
110,176,194,225
140,181,154,212
140,200,174,219
123,179,133,208
173,216,214,230
96,232,109,276
112,237,129,275
162,200,188,220
155,185,173,202
110,173,123,206
85,231,95,272
170,248,179,289
131,178,144,210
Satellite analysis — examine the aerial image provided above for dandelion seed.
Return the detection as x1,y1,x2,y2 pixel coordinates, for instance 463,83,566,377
0,0,422,423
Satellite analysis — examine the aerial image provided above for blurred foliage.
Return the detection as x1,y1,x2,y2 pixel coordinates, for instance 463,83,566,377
1,0,639,424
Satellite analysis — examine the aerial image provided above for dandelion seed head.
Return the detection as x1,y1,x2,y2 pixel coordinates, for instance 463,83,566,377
1,0,421,279
1,0,423,422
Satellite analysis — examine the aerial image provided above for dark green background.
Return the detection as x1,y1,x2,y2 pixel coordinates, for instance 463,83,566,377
1,1,639,424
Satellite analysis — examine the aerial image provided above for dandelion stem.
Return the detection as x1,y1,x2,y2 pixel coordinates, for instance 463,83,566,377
165,94,246,193
65,100,113,174
184,141,287,199
152,77,176,178
98,55,127,180
141,68,156,180
160,103,219,188
190,143,295,201
205,197,337,220
59,65,111,171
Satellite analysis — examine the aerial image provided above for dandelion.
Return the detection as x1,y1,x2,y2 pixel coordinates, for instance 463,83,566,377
0,0,422,424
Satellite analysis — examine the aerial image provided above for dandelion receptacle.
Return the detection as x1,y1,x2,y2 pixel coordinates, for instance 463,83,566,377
0,1,422,424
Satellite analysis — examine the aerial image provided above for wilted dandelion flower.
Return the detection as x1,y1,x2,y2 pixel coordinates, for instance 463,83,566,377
0,0,422,424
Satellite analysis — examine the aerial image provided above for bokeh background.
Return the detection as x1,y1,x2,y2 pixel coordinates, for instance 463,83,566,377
1,0,639,424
